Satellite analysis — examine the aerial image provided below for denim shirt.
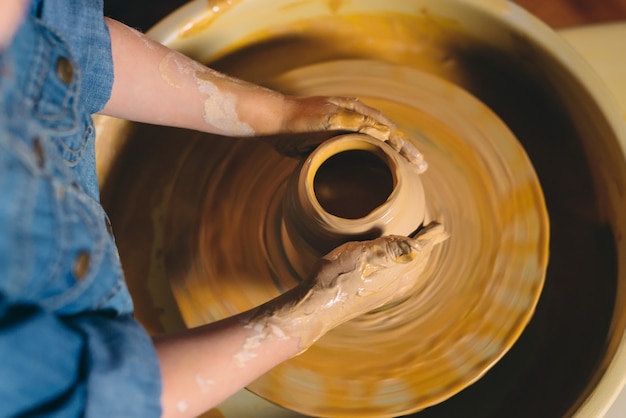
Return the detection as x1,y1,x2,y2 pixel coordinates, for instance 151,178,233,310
0,1,162,416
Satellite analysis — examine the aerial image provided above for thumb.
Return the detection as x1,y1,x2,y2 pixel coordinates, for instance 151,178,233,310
409,222,449,250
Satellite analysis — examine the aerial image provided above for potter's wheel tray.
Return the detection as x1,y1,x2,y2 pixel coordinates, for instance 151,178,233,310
106,60,549,417
170,61,549,417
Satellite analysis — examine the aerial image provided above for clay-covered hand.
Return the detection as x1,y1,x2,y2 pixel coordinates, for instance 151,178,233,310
271,96,427,172
246,222,448,352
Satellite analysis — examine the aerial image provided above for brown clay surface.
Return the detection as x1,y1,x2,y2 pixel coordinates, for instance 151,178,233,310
97,1,622,417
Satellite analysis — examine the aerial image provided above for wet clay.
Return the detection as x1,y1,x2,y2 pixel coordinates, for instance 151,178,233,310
98,8,616,418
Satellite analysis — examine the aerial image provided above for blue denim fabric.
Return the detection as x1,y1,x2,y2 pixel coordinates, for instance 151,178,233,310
0,1,162,416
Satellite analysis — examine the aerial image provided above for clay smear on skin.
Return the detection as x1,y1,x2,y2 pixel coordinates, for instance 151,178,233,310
195,373,215,393
233,320,289,367
176,399,189,413
231,231,445,367
158,51,255,135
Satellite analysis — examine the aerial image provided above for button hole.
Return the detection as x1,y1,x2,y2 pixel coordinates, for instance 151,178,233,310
33,138,45,168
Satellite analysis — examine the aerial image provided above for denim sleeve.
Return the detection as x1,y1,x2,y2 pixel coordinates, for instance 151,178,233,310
0,1,162,413
0,122,162,416
0,298,162,417
37,0,114,114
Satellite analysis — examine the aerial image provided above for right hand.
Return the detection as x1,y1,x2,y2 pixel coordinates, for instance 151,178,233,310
247,222,448,352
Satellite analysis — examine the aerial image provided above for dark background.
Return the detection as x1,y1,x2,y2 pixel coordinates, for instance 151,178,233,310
104,0,626,32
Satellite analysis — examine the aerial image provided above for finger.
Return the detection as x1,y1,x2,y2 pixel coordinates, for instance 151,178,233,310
409,222,450,249
357,235,416,267
324,107,393,140
324,107,427,173
386,238,418,264
283,96,428,171
389,132,428,174
368,223,448,262
326,97,398,129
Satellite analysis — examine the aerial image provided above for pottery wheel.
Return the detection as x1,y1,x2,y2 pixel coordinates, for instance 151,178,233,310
105,60,549,417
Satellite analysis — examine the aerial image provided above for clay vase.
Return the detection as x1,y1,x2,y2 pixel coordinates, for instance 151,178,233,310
280,133,426,278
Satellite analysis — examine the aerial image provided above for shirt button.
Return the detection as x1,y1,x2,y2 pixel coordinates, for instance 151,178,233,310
56,56,74,85
73,251,91,280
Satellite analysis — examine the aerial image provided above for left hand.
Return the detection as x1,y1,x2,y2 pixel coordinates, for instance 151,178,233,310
269,96,427,172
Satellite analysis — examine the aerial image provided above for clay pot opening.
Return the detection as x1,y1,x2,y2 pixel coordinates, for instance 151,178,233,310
312,148,395,220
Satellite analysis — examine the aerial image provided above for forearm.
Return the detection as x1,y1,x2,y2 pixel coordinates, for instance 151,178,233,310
152,227,447,417
102,18,286,136
102,18,426,168
153,294,303,418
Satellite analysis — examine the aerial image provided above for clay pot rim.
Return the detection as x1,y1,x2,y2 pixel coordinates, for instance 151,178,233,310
300,133,412,225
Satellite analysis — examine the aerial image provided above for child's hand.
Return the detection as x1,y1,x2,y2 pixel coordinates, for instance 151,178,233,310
269,96,427,172
246,223,448,352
